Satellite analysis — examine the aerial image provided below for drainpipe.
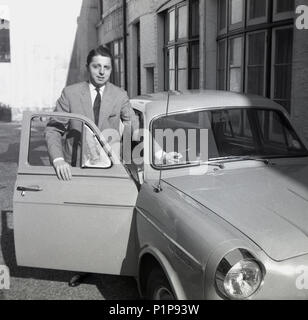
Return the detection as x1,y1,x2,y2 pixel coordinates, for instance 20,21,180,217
123,0,128,91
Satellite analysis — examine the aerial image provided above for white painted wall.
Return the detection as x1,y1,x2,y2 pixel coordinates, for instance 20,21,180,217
0,0,99,120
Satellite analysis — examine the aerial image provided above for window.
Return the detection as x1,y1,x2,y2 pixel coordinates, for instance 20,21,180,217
108,39,125,89
271,27,293,112
246,31,267,95
165,0,200,91
30,116,111,169
152,108,308,168
273,0,295,21
217,0,294,112
229,0,244,28
247,0,268,25
229,37,243,92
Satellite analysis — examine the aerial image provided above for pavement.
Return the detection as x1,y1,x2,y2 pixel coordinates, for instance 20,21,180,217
0,122,139,300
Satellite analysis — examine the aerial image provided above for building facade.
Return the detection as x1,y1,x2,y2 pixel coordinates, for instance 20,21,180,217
97,0,308,141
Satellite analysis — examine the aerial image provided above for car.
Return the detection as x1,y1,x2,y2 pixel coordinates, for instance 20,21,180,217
13,90,308,300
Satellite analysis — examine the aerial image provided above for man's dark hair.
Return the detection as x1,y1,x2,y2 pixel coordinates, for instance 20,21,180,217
86,45,114,67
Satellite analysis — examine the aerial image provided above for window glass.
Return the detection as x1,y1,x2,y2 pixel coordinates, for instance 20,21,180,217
218,0,227,31
247,32,266,95
83,125,111,168
276,0,294,13
190,43,200,89
29,116,112,169
273,28,293,112
229,37,243,92
217,40,227,90
169,10,175,42
152,108,308,168
30,116,83,167
230,0,243,25
178,46,188,69
178,69,188,91
249,0,267,19
190,0,200,37
178,5,188,39
165,1,199,91
169,47,176,90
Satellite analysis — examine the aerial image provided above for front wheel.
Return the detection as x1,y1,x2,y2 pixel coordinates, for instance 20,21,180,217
145,267,175,300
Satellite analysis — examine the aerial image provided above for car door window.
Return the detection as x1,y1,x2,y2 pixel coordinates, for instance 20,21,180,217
28,115,111,169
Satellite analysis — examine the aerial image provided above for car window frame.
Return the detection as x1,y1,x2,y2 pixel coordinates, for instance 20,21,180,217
149,106,308,171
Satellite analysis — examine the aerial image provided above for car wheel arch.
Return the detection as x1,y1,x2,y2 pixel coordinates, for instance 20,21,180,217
138,246,187,300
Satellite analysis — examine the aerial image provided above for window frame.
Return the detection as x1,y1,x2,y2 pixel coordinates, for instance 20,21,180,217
245,29,268,96
270,25,294,113
228,0,245,31
273,0,295,22
164,0,200,91
247,0,269,26
227,35,244,92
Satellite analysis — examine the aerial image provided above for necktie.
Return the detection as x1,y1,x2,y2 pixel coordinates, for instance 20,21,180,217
93,87,101,126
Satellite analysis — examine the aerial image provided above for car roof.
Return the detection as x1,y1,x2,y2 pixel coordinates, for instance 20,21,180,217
130,90,285,120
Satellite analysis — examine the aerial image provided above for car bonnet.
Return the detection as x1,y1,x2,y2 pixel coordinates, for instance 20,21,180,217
164,161,308,261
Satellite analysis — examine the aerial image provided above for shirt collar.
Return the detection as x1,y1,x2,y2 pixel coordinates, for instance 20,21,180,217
89,82,105,94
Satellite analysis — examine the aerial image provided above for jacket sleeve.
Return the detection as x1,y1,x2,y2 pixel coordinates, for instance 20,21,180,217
45,89,71,162
120,93,140,140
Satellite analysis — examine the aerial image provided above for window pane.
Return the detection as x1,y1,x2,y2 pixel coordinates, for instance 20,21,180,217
169,70,175,90
275,28,293,64
191,43,199,68
218,0,227,31
178,5,188,38
249,0,267,19
273,28,293,112
178,69,188,91
191,69,200,89
168,48,175,70
230,0,243,25
230,68,242,92
114,41,119,56
217,40,226,90
229,37,243,92
169,10,175,41
178,46,187,69
44,116,83,167
247,32,265,95
191,0,199,37
230,37,242,67
248,32,265,65
276,0,294,13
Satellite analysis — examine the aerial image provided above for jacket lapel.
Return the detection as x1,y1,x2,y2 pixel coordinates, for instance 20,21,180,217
98,82,115,130
79,82,94,122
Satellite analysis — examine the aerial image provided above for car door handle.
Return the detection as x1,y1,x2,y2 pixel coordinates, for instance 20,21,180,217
17,185,43,192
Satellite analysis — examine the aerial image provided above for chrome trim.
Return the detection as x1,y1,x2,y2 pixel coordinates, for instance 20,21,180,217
64,202,135,209
136,207,202,268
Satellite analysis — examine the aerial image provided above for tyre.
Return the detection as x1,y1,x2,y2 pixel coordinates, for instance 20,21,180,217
145,267,175,300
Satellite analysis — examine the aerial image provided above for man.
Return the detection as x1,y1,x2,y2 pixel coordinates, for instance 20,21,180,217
45,45,139,180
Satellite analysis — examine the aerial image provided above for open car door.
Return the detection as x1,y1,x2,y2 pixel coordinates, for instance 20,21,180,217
13,112,138,276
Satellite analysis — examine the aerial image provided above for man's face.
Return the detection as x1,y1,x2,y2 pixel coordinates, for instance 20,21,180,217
88,55,112,87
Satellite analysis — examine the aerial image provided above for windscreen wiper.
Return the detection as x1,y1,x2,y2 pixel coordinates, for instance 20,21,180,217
218,156,272,165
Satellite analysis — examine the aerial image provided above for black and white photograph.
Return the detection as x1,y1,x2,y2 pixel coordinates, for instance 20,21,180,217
1,0,308,305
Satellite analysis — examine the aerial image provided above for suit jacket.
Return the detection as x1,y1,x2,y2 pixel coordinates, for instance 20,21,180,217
45,81,139,164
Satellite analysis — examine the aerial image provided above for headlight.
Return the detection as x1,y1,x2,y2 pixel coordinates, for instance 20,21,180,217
215,249,264,300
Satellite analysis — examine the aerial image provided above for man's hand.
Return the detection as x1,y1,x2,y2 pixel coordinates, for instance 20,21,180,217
53,159,72,181
164,152,183,165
